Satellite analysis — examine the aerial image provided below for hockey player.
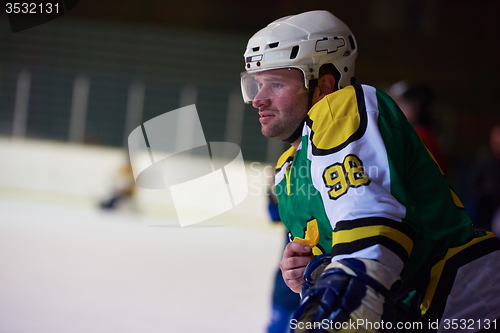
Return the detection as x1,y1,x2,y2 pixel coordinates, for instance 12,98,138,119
240,10,500,332
388,81,446,170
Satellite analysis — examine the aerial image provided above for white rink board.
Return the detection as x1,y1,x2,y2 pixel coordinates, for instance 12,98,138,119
0,137,275,226
0,198,285,333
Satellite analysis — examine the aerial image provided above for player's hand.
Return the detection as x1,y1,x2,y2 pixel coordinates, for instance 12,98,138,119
280,241,314,293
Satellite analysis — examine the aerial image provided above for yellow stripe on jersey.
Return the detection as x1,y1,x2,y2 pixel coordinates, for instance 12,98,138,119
420,232,498,316
450,189,465,209
423,144,444,174
275,145,296,173
307,86,361,151
333,225,414,258
423,144,465,209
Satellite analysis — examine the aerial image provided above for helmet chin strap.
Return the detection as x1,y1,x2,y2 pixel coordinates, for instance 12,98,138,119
282,78,318,144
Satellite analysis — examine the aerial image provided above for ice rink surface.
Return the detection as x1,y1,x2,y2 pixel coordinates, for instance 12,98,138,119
0,197,285,333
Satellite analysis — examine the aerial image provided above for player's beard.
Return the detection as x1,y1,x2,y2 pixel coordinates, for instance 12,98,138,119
261,97,308,141
261,115,304,141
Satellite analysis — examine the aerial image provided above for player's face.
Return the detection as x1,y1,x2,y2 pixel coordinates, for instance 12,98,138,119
251,69,308,141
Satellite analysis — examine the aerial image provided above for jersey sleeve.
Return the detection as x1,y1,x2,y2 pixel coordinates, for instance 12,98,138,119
305,84,421,275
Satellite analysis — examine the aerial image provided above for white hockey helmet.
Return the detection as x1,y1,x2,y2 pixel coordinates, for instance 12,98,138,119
241,10,357,104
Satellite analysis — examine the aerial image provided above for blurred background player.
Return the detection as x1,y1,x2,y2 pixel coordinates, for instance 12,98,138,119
389,81,446,170
469,123,500,234
99,163,137,211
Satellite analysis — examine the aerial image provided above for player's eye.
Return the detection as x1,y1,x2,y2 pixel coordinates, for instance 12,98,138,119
271,83,283,89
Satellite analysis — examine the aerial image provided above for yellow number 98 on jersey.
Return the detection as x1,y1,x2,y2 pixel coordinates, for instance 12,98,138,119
322,154,370,200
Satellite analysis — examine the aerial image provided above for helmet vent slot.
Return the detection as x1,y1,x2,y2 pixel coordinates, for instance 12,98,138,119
252,47,260,52
348,35,356,50
290,45,299,59
268,42,279,49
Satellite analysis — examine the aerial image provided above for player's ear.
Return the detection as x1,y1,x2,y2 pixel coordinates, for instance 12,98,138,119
312,74,336,104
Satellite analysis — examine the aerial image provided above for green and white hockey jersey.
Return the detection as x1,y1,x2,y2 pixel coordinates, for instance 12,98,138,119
275,84,500,322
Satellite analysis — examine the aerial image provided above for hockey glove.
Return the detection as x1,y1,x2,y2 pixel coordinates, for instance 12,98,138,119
301,253,334,295
291,257,401,333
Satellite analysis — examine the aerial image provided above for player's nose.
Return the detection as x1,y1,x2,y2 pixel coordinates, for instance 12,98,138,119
252,95,271,109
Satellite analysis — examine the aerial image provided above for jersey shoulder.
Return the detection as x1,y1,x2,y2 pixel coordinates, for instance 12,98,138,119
306,85,368,155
